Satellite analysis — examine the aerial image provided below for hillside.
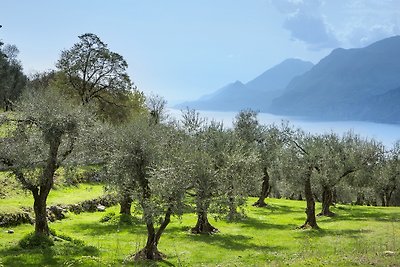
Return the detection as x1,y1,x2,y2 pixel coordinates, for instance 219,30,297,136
269,36,400,123
175,58,313,111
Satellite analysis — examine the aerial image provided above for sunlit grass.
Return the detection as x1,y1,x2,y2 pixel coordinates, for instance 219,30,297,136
1,197,399,266
0,183,105,214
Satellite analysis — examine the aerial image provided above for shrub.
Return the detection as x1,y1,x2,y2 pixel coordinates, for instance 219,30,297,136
19,232,54,249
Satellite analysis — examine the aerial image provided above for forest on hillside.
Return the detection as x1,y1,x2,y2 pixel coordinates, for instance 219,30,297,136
0,33,399,261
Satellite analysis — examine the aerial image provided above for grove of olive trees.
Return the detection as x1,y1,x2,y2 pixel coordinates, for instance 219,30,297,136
0,32,399,262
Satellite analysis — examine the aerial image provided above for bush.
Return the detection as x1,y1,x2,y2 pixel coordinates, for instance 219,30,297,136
19,232,54,249
100,211,116,223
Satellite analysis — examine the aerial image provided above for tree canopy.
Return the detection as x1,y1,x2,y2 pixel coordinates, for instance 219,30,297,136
56,33,132,106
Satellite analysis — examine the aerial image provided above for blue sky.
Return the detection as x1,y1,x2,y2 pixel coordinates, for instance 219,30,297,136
1,0,400,104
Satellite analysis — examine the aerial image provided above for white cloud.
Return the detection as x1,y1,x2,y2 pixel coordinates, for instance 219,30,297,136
283,12,339,50
337,1,400,48
271,0,400,50
271,0,339,50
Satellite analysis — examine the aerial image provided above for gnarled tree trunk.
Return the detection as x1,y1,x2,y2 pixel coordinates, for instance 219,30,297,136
191,209,218,234
33,189,50,236
119,193,133,215
192,190,218,234
227,195,238,221
355,193,364,205
32,136,60,236
299,170,319,229
253,169,271,207
318,185,335,217
134,207,172,260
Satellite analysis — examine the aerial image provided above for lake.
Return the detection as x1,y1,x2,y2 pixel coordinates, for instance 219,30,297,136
168,109,400,148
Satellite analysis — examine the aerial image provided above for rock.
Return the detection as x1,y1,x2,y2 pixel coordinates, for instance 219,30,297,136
0,212,34,227
383,251,395,256
7,229,14,234
47,205,66,221
97,205,106,212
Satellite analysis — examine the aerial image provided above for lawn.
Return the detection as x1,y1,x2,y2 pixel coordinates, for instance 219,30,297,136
0,183,105,214
0,197,399,266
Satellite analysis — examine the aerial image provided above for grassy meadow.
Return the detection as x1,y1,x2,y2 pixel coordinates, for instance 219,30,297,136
1,191,399,266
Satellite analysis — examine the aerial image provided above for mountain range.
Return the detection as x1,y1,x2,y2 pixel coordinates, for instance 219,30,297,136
175,58,313,111
176,36,400,124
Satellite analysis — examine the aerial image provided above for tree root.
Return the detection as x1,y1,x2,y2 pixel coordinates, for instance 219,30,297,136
252,200,268,207
317,211,336,217
132,247,165,261
191,224,219,234
297,222,320,230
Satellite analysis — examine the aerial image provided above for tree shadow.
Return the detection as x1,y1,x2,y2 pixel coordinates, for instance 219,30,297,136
314,206,400,224
0,239,99,266
294,228,373,239
121,257,177,267
250,203,303,216
338,207,399,222
233,216,298,231
176,230,286,252
72,219,147,236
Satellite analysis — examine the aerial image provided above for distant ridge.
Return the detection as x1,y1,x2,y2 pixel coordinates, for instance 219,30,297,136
175,58,313,111
176,36,400,124
269,35,400,123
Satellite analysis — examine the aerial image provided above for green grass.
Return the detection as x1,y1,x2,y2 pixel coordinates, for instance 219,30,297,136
0,183,105,214
1,198,399,266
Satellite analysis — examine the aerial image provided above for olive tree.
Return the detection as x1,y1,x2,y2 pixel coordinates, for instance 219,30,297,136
218,131,261,220
314,133,383,216
279,130,321,229
107,117,190,260
182,109,261,233
375,141,400,206
0,89,94,236
233,110,287,207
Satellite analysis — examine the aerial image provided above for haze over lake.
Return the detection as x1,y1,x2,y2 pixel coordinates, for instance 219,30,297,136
169,109,400,148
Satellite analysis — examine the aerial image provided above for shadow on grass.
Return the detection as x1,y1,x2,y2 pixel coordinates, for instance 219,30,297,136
234,216,298,231
174,230,286,252
0,240,99,267
72,218,147,236
250,203,303,216
311,206,400,225
294,228,373,239
123,258,177,267
331,206,400,222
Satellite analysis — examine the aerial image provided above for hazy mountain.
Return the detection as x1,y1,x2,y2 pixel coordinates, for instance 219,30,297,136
269,36,400,123
359,86,400,123
175,58,313,111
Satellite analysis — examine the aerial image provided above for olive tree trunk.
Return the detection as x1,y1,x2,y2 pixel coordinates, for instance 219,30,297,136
299,169,319,229
32,136,60,236
253,169,271,207
134,207,172,260
119,193,133,215
191,209,218,234
318,186,335,217
33,190,50,236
